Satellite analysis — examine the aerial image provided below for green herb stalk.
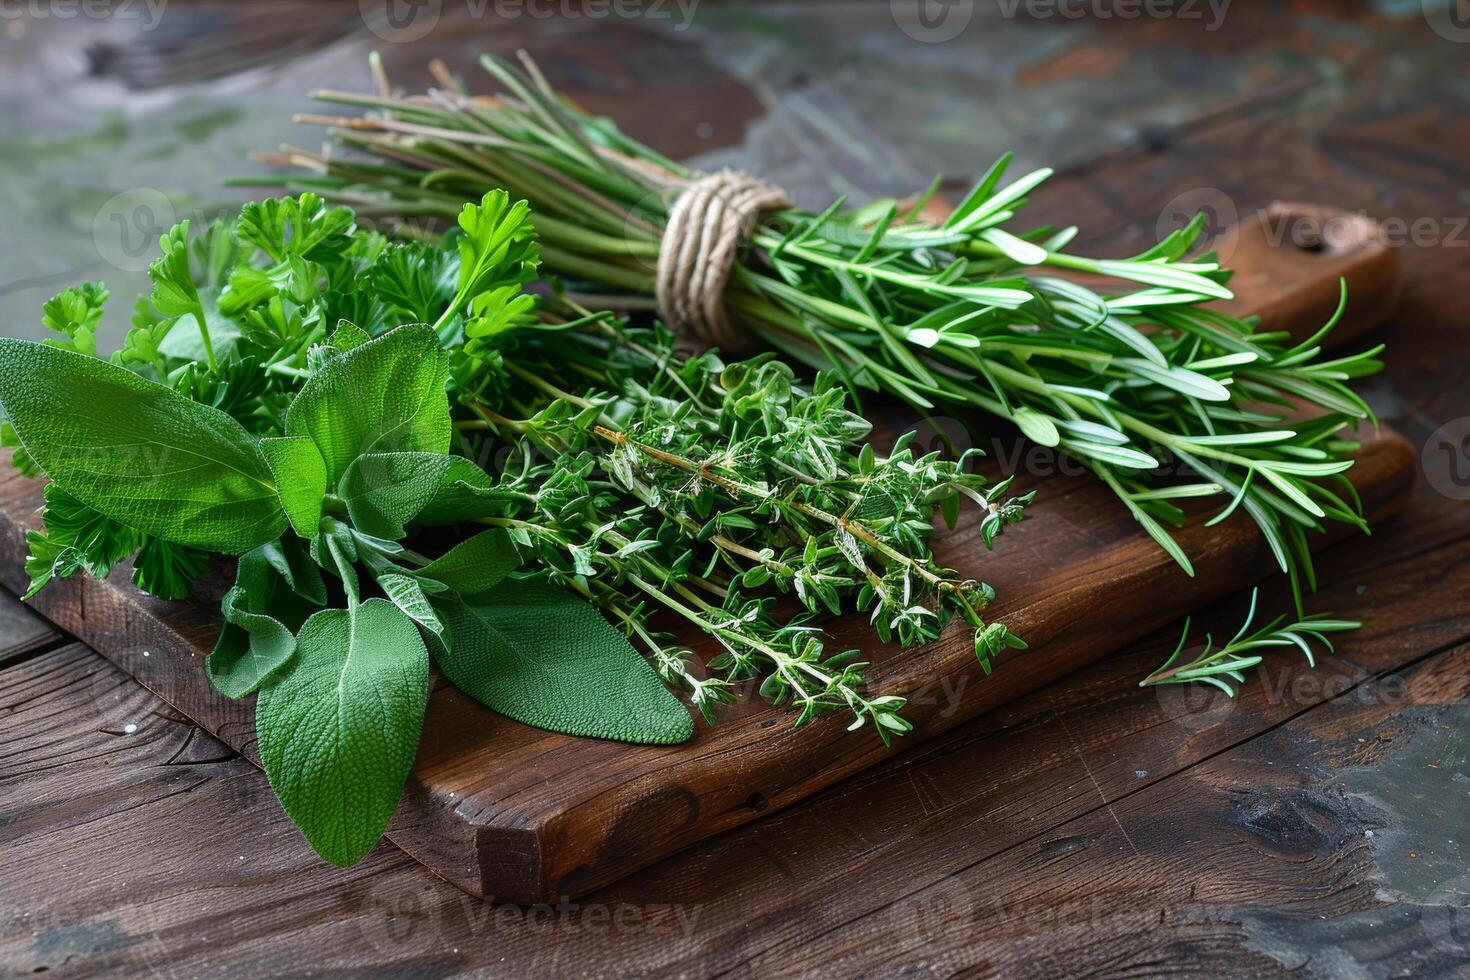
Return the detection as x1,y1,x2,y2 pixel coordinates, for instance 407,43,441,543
249,52,1384,610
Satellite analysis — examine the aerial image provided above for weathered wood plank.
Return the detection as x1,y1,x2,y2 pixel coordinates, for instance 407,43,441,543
0,588,60,669
5,525,1466,978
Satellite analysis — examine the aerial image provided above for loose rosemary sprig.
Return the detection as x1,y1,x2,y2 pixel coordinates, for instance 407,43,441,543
245,51,1384,611
1140,588,1360,695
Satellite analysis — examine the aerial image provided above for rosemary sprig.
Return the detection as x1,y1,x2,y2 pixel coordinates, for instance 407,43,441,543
1140,588,1360,695
246,51,1385,612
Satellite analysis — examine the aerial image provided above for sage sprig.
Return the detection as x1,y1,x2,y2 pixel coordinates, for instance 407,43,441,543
256,52,1384,609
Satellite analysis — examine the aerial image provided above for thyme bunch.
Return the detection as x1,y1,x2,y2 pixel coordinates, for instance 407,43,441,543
456,318,1029,732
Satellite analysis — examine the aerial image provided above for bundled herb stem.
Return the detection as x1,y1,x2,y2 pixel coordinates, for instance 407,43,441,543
251,51,1384,610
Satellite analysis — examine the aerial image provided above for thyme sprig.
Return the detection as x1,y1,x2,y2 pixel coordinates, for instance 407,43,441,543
249,51,1384,611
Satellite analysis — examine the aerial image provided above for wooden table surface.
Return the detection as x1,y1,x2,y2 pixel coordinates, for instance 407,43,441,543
3,2,1470,977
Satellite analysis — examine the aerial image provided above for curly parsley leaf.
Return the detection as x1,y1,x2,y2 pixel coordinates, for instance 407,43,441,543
22,484,140,599
236,192,356,265
41,282,108,357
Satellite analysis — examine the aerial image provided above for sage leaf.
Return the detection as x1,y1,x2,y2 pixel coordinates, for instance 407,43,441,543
0,339,285,553
256,598,430,867
284,323,450,482
259,436,328,537
328,320,370,352
414,529,519,595
338,452,453,540
207,540,325,699
377,571,444,640
412,455,519,526
432,582,692,745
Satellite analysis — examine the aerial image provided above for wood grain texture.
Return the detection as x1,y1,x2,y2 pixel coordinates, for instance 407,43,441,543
0,588,60,668
5,522,1467,978
0,210,1415,903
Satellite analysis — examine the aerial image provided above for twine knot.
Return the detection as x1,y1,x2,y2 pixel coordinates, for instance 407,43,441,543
656,169,792,352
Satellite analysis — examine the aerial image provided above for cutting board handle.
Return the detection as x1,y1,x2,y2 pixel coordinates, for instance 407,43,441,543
1214,201,1399,349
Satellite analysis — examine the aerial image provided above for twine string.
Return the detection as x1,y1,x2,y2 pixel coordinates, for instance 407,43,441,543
655,169,792,352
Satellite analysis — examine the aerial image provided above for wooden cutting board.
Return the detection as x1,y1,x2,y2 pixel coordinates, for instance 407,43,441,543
0,204,1414,904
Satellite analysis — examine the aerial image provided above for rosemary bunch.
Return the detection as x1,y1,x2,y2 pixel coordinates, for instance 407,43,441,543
251,52,1384,607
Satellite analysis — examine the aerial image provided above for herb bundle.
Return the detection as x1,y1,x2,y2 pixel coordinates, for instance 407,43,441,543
257,53,1384,608
0,191,1028,865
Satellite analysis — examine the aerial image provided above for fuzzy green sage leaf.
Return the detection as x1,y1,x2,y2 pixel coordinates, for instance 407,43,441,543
432,581,694,745
0,338,285,553
283,323,451,483
256,597,430,867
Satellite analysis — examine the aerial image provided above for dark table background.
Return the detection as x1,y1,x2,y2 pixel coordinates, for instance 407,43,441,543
3,2,1470,977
